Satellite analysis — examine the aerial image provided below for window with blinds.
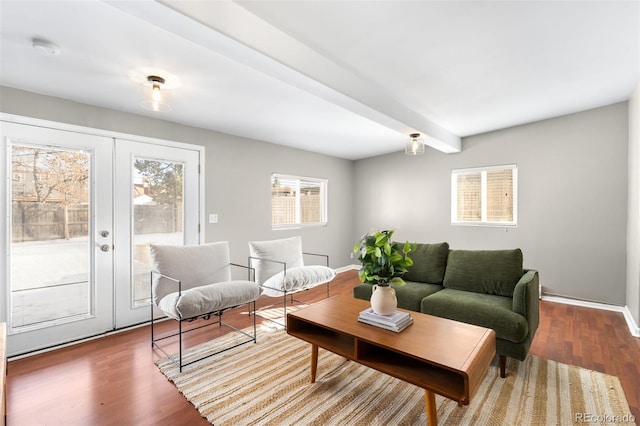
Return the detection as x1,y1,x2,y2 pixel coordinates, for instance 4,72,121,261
271,173,327,228
451,165,517,226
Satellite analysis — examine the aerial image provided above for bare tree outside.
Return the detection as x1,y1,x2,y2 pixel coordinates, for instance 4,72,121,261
12,146,89,241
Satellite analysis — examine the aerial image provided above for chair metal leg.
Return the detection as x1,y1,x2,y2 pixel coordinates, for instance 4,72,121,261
179,320,183,372
252,301,257,343
283,292,288,326
150,271,155,346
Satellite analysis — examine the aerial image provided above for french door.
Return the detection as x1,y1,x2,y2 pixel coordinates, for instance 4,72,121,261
1,120,201,356
114,140,200,327
1,122,114,355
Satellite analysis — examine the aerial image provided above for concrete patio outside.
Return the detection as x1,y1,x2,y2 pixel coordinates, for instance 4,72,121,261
10,232,181,329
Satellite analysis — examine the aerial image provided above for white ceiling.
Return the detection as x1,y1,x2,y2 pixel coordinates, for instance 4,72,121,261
1,0,638,160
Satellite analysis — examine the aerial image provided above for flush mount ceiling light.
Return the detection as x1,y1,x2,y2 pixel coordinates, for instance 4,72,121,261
405,133,425,155
140,75,171,112
32,38,60,56
129,68,180,113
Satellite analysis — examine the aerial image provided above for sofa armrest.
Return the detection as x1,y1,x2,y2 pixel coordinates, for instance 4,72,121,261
512,269,540,335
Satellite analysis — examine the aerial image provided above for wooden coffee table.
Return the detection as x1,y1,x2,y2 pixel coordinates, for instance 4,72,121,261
287,295,496,426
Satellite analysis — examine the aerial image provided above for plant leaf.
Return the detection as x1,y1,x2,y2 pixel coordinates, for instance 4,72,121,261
390,277,406,286
403,241,411,254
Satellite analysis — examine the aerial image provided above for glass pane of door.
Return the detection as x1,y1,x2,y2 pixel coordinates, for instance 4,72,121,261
132,158,184,307
10,145,91,328
114,140,200,327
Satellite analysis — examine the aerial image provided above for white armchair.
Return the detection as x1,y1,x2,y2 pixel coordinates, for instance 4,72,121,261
150,241,260,372
248,236,336,320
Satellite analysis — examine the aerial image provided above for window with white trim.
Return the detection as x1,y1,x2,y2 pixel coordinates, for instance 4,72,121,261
451,164,517,226
271,173,327,229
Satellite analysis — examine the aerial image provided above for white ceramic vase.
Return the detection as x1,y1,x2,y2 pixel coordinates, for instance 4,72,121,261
370,284,397,316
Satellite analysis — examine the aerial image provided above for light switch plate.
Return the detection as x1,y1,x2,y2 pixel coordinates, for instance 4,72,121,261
209,213,218,224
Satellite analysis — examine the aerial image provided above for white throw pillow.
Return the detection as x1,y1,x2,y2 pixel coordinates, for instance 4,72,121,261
261,265,336,297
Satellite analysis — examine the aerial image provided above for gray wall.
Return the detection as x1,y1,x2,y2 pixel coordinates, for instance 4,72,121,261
2,86,632,307
0,86,355,268
355,102,629,306
627,82,640,326
202,134,355,267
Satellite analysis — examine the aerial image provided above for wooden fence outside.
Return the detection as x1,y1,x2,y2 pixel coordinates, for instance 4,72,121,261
134,204,182,234
12,203,88,242
12,202,181,242
271,195,321,226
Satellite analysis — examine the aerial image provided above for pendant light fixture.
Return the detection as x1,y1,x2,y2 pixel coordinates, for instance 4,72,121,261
405,133,425,155
141,75,171,112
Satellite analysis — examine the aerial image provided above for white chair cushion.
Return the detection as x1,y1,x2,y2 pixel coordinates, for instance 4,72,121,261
248,236,304,285
150,242,232,306
261,265,336,297
158,280,260,320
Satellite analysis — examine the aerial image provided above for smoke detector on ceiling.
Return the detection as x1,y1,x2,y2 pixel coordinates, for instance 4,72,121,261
32,38,60,56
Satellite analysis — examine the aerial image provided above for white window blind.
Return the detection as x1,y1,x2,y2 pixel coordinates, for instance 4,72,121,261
271,174,327,228
451,165,517,226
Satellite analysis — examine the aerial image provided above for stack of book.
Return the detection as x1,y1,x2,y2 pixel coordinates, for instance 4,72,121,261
358,307,413,332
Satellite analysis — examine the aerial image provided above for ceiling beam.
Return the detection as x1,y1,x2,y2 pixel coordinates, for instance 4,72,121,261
105,0,461,153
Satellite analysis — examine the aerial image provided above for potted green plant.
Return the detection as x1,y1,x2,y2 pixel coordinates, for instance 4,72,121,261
353,229,416,315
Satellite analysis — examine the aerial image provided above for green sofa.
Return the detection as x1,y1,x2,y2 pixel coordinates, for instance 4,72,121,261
353,242,539,378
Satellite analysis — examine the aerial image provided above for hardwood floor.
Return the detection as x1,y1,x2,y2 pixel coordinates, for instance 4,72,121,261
6,270,639,425
529,300,640,421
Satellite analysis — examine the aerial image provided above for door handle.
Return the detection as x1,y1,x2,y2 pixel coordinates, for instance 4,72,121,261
101,244,111,252
100,230,110,238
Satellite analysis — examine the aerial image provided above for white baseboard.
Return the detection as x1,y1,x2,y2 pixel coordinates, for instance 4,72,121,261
8,319,164,360
541,295,640,338
334,264,359,273
622,307,640,338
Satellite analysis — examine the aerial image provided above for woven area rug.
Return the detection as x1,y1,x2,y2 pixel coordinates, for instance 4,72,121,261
156,327,635,426
252,304,309,329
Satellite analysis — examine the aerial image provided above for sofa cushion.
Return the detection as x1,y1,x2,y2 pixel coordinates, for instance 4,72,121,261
402,242,449,284
443,249,523,297
158,280,260,320
353,281,443,312
421,288,528,343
